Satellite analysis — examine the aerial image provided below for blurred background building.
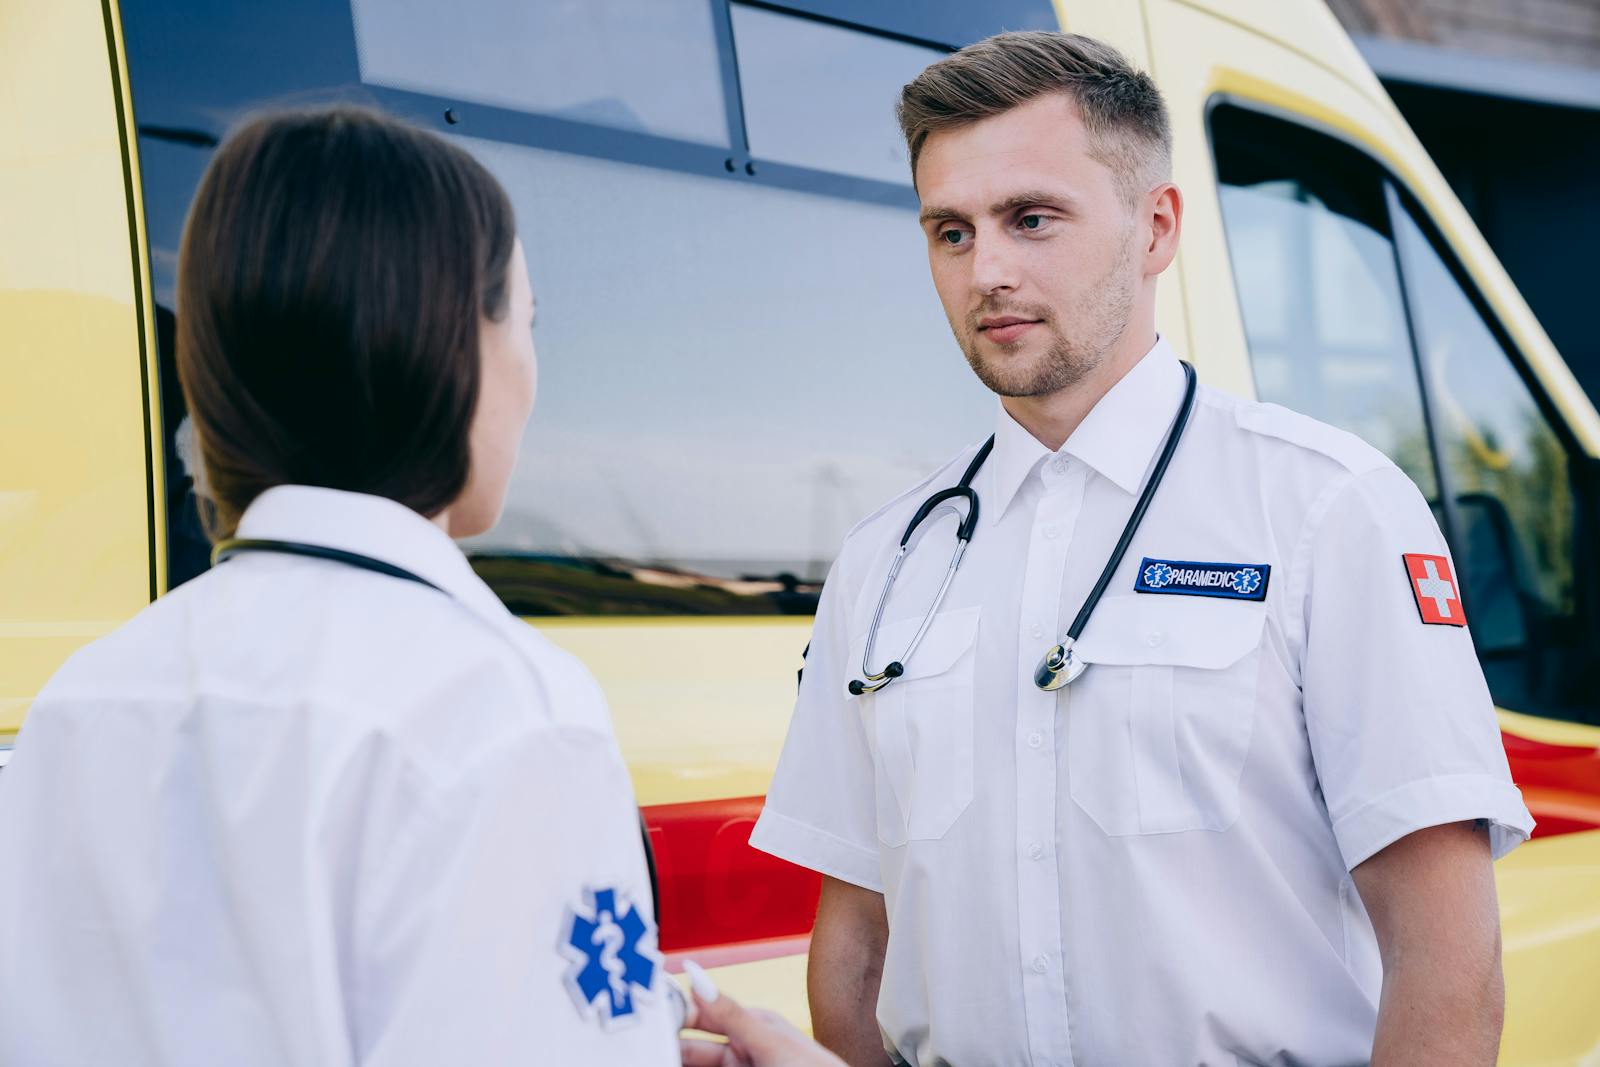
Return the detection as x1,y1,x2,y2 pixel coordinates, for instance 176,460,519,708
1329,0,1600,402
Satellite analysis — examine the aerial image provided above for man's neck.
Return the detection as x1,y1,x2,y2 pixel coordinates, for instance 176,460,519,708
1002,322,1159,452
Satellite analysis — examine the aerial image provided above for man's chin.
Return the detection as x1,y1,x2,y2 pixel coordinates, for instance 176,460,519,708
969,364,1057,399
965,346,1088,399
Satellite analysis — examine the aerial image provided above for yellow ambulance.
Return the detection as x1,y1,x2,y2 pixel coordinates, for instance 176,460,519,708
4,0,1598,1060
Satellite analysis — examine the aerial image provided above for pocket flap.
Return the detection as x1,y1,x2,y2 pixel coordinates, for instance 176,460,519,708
1073,595,1265,670
849,604,982,688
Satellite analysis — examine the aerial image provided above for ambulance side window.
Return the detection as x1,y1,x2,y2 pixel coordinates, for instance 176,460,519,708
1215,103,1600,725
1211,105,1440,501
349,0,731,146
123,0,998,611
729,3,939,184
1390,195,1600,724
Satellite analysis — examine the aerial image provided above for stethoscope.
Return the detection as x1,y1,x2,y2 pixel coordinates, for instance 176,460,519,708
849,359,1198,696
210,537,664,922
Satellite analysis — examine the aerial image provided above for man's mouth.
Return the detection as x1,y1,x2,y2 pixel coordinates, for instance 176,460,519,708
977,316,1043,345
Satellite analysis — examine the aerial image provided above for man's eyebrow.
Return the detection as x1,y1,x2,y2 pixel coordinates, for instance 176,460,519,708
990,190,1077,215
918,191,1078,226
918,204,967,226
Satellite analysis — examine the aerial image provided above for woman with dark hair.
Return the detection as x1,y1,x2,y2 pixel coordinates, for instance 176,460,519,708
0,106,838,1067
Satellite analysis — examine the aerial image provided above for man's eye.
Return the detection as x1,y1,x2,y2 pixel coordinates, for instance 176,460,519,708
1020,214,1045,230
940,229,967,246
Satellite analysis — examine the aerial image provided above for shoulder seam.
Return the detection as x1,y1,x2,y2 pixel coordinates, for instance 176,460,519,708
1223,393,1391,476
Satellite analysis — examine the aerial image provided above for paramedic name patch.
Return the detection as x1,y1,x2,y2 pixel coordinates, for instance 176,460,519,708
561,886,659,1028
1403,553,1467,626
1135,558,1270,601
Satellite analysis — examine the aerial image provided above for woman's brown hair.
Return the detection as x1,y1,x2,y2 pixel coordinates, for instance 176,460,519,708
176,105,516,538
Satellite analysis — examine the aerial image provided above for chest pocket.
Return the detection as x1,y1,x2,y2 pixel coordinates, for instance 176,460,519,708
847,605,981,847
1067,596,1265,836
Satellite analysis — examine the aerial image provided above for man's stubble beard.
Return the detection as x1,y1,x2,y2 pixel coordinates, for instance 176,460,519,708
956,226,1137,399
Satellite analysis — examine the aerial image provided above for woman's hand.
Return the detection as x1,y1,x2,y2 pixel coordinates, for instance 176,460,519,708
678,962,848,1067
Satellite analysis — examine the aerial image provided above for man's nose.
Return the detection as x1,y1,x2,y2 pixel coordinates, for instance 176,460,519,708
970,229,1020,296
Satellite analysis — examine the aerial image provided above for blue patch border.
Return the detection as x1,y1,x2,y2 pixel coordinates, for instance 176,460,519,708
1133,557,1271,602
559,885,660,1031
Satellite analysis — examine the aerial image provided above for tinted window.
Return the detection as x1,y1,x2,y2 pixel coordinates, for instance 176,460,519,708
350,0,730,146
1392,198,1600,722
1215,105,1600,725
730,4,942,184
455,137,984,613
1213,106,1438,499
125,0,992,612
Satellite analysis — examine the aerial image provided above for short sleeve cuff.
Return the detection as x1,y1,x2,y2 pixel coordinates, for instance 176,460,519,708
749,807,883,893
1331,772,1535,870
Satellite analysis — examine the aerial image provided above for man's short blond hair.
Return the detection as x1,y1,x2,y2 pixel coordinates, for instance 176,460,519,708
897,31,1172,207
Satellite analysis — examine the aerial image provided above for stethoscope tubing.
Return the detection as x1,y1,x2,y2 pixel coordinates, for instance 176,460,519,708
850,437,994,695
1034,359,1198,689
211,538,447,593
851,360,1199,695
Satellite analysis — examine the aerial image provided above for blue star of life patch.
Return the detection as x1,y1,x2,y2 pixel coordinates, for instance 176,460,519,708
1134,557,1270,601
560,886,660,1028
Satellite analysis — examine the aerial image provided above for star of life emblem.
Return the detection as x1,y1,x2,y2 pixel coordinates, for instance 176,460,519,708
1403,553,1467,626
1144,562,1175,588
561,886,660,1027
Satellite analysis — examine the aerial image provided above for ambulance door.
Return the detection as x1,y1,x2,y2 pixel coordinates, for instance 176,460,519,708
1144,2,1600,1061
0,2,161,755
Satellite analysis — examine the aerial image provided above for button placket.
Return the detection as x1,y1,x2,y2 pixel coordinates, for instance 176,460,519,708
1013,466,1083,1065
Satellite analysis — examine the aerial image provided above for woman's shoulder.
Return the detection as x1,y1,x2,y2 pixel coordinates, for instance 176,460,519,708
34,563,616,770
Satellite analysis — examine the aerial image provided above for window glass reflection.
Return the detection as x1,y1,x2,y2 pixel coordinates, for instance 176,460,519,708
730,4,941,184
1213,109,1438,499
351,0,729,146
455,136,988,613
1393,200,1598,722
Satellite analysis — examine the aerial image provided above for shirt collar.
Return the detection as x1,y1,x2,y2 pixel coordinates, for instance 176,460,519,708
233,486,511,624
985,336,1185,525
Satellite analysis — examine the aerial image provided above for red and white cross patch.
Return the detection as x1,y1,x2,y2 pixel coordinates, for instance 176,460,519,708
1403,553,1467,626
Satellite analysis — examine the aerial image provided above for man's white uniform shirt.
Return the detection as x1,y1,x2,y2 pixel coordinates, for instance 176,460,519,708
751,339,1533,1066
0,487,678,1066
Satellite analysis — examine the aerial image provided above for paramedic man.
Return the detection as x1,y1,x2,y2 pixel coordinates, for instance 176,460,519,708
749,32,1534,1067
0,106,838,1067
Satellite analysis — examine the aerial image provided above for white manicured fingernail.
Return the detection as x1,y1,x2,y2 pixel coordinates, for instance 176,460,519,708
684,959,719,1002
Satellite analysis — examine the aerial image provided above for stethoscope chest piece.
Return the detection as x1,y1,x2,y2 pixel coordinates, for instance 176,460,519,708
1033,640,1089,691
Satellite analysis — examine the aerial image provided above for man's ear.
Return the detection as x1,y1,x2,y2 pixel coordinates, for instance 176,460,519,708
1145,182,1183,275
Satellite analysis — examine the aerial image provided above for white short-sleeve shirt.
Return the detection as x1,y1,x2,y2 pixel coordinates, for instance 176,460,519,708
0,487,678,1066
751,338,1533,1067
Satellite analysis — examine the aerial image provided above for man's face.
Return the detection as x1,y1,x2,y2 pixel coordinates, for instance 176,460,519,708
915,93,1140,398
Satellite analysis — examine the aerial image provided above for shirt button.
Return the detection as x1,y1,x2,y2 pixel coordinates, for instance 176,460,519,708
1051,457,1068,475
1042,524,1061,539
1027,731,1043,749
1146,630,1165,648
1032,955,1049,974
1028,841,1046,861
1029,623,1044,639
